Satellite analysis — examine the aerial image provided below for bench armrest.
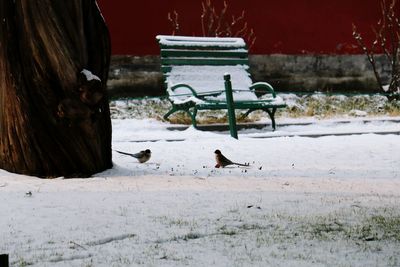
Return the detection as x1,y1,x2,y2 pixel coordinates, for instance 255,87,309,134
168,83,206,105
169,83,225,99
169,83,198,97
250,82,276,98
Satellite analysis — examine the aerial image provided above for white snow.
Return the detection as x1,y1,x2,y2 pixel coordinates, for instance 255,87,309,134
156,35,246,48
383,84,390,92
383,84,400,94
1,117,400,266
349,109,368,117
166,65,267,103
81,69,101,82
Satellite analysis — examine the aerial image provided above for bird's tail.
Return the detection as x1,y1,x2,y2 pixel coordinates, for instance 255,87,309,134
114,150,135,157
233,162,250,167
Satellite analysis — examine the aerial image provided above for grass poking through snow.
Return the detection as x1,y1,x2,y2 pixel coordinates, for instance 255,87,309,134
110,94,400,124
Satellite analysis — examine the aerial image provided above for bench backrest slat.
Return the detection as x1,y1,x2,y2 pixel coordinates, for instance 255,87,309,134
160,49,248,59
159,44,247,51
157,35,250,68
161,58,249,66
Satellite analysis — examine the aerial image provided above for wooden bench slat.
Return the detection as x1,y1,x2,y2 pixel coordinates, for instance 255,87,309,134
160,44,247,51
198,102,287,110
161,66,252,75
161,58,249,66
161,50,248,58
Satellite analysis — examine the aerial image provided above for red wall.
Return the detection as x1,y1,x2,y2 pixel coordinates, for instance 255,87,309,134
96,0,380,55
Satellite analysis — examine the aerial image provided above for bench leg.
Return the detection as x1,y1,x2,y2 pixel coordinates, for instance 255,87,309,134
164,106,198,128
264,108,277,130
185,108,198,128
243,108,277,130
163,107,178,121
241,108,256,119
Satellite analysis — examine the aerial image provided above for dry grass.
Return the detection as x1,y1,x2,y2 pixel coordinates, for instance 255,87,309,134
166,110,262,125
110,94,400,124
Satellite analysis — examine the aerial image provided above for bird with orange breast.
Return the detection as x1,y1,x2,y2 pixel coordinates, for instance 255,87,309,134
214,149,249,168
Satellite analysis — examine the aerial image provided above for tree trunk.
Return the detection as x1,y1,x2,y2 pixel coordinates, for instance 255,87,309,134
0,0,112,178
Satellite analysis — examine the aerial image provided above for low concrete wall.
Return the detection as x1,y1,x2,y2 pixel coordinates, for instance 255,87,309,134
108,55,163,98
249,55,389,93
107,55,390,98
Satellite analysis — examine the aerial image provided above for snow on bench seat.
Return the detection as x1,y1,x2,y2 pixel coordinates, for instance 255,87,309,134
166,65,257,103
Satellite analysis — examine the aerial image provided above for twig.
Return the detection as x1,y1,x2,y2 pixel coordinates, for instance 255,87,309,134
167,10,179,35
70,241,88,250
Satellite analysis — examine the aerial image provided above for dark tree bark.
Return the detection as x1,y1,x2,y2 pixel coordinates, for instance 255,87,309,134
0,0,112,178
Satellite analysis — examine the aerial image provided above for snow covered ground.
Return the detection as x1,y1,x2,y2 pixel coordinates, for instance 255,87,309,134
1,117,400,266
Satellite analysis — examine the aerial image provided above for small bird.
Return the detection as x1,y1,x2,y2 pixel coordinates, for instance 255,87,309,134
115,149,152,163
214,149,249,168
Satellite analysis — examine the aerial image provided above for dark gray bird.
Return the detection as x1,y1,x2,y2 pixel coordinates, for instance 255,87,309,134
214,149,249,168
115,149,152,163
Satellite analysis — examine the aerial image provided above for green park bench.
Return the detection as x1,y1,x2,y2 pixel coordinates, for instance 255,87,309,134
156,35,286,134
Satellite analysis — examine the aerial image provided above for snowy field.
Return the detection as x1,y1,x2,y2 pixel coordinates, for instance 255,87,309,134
1,116,400,266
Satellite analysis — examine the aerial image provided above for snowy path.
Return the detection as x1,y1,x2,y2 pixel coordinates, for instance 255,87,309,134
113,117,400,142
1,175,399,266
1,118,400,266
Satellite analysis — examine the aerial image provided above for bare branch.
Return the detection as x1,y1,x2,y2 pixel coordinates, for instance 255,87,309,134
167,10,179,36
167,0,257,51
353,24,385,90
214,1,228,36
353,0,400,99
